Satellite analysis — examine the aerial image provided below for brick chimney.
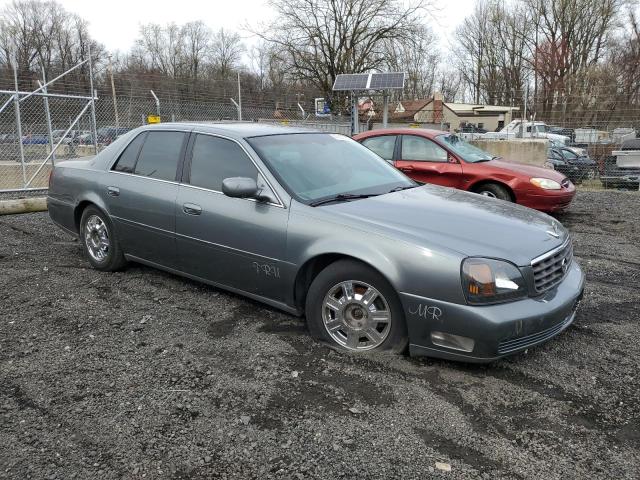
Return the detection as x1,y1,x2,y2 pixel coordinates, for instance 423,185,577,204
433,92,444,123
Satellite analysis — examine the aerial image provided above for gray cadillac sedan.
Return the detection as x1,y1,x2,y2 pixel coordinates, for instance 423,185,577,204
48,123,585,362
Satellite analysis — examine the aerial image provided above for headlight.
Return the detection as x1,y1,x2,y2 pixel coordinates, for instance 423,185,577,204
530,177,561,190
461,258,527,305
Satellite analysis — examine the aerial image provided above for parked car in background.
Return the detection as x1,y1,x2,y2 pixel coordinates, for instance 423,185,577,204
97,126,131,145
600,138,640,189
354,128,575,212
21,134,49,145
48,123,584,362
77,131,94,145
76,127,131,146
458,123,487,134
548,126,576,143
545,148,580,182
52,129,82,145
482,120,570,144
0,133,18,143
547,147,597,183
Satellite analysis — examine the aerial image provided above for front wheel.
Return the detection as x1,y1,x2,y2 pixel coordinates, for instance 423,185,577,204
473,183,512,201
80,205,127,271
305,260,408,353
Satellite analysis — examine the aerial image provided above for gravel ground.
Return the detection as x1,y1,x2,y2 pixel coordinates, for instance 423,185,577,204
1,191,639,479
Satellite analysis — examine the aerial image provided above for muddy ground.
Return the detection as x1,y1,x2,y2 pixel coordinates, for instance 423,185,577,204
1,190,639,479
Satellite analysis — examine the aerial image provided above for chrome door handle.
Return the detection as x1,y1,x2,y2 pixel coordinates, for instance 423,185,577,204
107,186,120,196
399,166,414,172
183,203,202,216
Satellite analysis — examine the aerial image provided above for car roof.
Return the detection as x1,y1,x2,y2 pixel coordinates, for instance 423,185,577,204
354,128,447,140
140,122,321,139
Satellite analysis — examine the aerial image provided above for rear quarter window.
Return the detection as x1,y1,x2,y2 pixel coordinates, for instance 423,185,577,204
112,133,146,173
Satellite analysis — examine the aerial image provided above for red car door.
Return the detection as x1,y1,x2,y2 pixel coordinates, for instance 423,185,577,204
395,135,463,187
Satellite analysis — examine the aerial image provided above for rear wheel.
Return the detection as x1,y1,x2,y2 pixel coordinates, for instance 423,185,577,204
305,260,408,353
80,205,127,271
473,183,512,201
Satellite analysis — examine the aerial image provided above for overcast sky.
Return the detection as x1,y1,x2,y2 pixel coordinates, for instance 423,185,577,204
0,0,476,53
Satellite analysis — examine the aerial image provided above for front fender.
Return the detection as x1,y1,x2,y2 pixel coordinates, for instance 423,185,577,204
286,207,467,307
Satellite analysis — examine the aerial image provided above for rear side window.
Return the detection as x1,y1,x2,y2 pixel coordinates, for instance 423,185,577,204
361,135,396,160
112,133,146,173
188,134,258,191
134,131,186,181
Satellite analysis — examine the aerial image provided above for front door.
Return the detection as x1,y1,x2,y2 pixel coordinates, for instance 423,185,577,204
175,133,289,301
105,130,188,267
395,135,463,188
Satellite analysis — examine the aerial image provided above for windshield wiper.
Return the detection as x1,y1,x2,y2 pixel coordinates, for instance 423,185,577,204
387,185,419,193
309,193,380,207
491,156,502,160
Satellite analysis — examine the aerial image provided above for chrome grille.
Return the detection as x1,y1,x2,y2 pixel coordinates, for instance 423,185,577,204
531,239,573,293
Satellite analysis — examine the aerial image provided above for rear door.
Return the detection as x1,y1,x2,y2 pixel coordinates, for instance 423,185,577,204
175,133,289,301
396,135,463,187
105,130,188,268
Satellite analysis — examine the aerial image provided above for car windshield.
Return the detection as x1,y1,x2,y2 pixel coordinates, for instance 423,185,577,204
437,134,493,163
248,133,414,203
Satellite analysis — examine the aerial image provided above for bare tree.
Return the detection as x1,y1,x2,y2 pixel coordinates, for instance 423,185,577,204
252,0,429,107
209,28,245,79
384,25,439,100
526,0,623,120
0,0,104,90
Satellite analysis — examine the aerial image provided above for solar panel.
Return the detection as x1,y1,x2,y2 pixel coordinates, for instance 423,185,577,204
332,72,406,91
332,74,370,91
369,72,405,90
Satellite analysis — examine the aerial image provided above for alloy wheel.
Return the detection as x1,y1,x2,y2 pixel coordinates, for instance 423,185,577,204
84,215,110,262
321,280,392,351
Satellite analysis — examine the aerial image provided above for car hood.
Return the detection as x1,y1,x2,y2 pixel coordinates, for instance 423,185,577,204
488,159,567,182
321,185,568,266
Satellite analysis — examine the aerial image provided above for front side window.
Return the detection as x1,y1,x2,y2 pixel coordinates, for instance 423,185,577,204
438,134,493,163
361,135,396,160
134,131,186,181
248,133,412,203
188,134,258,191
401,135,448,162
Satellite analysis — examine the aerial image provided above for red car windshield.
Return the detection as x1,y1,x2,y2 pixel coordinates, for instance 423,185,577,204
438,134,494,163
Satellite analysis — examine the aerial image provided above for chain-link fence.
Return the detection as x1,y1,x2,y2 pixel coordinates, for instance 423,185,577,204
0,91,357,192
1,63,638,193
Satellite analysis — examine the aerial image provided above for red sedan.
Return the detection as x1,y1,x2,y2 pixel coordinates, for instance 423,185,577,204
353,128,575,212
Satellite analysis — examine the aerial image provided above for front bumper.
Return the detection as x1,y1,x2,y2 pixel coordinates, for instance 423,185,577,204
400,261,585,363
518,187,576,212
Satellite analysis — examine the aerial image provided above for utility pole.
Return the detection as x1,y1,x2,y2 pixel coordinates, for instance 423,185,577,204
108,54,119,130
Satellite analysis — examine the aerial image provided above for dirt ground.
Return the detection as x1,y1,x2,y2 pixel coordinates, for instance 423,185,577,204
1,190,639,479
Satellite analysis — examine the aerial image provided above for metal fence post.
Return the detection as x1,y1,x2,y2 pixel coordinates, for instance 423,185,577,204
150,90,160,117
11,57,27,186
39,69,56,165
88,44,99,155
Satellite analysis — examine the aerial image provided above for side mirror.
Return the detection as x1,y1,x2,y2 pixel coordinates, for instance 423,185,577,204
222,177,271,202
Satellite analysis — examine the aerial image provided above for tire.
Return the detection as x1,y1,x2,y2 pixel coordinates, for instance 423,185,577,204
305,259,408,354
79,205,127,271
473,183,512,201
